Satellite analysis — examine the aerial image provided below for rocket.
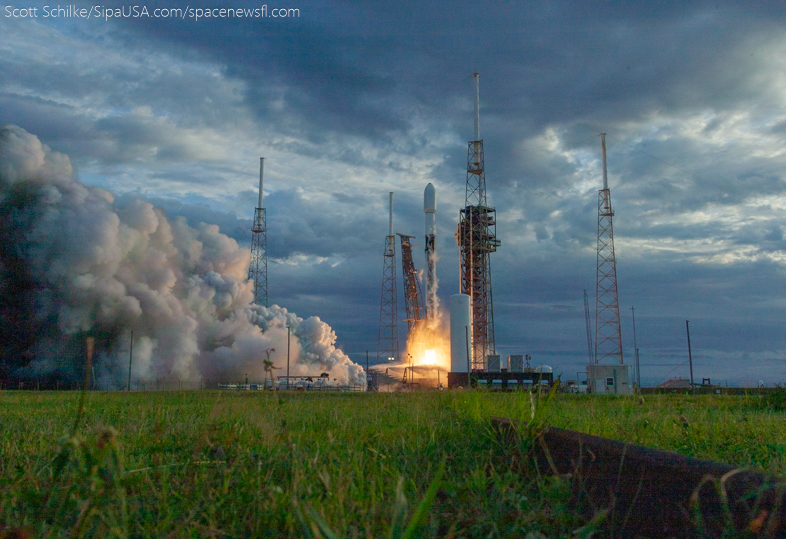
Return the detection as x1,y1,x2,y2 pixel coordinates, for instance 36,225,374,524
424,183,437,321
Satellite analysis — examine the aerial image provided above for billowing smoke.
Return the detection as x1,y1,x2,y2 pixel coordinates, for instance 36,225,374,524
0,125,365,388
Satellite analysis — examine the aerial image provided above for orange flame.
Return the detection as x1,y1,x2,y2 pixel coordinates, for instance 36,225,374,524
403,316,450,372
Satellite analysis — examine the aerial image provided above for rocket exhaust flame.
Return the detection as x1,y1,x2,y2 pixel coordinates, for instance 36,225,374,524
401,321,450,388
0,125,365,388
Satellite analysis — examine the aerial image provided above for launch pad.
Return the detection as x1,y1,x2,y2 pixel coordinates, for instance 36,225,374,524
447,370,554,390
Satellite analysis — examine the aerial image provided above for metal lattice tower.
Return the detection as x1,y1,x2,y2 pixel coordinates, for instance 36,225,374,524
397,233,424,335
250,157,268,307
458,73,500,371
377,193,399,363
595,134,623,364
584,289,594,364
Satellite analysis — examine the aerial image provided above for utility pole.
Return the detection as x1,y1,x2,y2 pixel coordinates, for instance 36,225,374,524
127,330,134,391
584,290,593,364
286,325,291,390
686,320,694,394
366,350,371,392
630,307,640,392
465,326,471,388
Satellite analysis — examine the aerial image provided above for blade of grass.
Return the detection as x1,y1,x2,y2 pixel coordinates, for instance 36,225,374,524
401,459,446,539
305,505,342,539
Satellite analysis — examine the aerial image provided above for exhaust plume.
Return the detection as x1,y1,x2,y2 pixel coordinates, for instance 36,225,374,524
0,125,365,388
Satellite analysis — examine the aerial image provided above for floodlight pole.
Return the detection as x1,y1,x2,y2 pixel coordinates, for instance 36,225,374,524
465,326,471,389
286,325,291,390
407,353,413,391
127,330,134,391
631,307,640,393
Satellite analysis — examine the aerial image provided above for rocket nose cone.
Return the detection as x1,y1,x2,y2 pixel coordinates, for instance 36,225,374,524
424,183,436,212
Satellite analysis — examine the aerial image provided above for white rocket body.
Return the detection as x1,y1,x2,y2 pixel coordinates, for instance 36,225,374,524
424,183,438,322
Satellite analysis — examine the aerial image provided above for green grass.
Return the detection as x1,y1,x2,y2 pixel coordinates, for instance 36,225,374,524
1,390,784,537
484,392,786,476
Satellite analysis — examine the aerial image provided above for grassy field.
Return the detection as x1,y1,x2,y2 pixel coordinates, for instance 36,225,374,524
1,389,785,538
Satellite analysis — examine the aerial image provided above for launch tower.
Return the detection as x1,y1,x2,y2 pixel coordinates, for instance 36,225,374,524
249,157,268,307
457,73,500,371
594,134,623,363
397,233,424,336
377,193,399,362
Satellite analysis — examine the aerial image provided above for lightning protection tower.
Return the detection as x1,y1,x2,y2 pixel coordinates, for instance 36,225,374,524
594,134,623,363
458,73,500,371
250,157,268,307
377,193,399,363
397,233,424,336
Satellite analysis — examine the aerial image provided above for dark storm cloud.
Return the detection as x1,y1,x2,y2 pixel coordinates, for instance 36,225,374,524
111,0,404,141
490,240,786,384
6,1,785,172
0,16,251,171
118,187,387,262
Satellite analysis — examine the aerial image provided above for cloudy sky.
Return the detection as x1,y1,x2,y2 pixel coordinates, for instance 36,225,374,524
3,1,786,386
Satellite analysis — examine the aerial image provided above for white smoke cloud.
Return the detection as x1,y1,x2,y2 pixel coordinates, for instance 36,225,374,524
0,125,365,387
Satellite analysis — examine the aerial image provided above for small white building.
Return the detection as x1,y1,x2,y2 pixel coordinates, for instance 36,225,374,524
586,364,631,395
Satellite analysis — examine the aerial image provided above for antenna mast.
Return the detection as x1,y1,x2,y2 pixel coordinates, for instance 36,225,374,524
594,134,623,364
249,157,268,306
377,193,399,363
